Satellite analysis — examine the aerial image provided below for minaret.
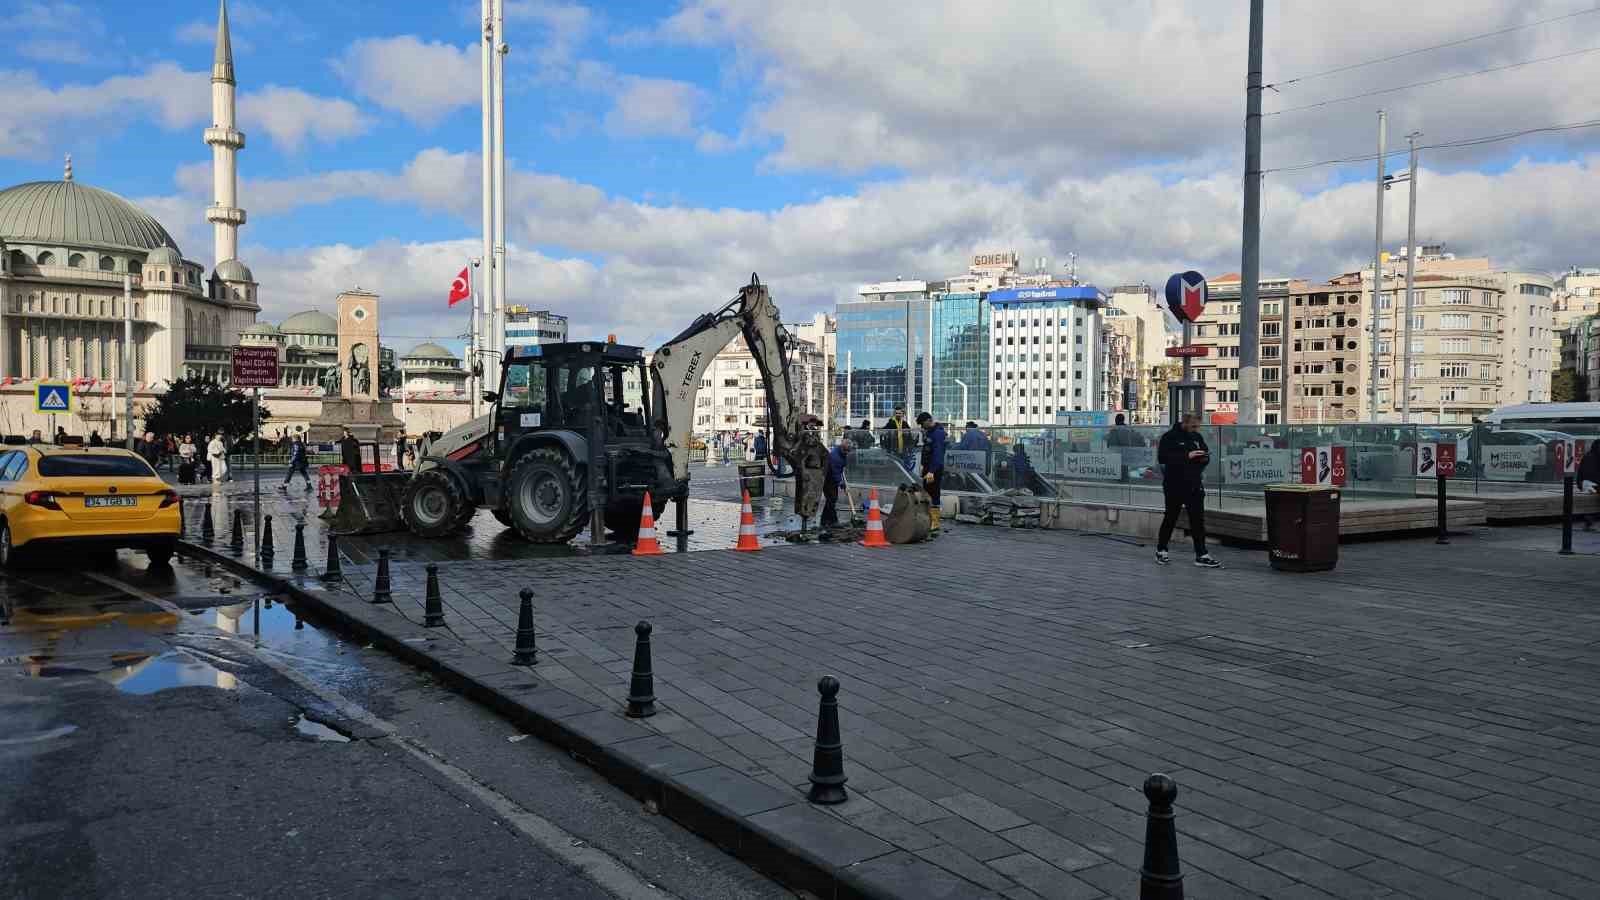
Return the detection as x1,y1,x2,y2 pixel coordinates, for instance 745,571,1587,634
204,0,246,267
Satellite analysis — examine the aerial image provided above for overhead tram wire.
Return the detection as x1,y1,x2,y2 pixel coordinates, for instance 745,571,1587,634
1266,44,1600,116
1262,118,1600,175
1265,5,1600,89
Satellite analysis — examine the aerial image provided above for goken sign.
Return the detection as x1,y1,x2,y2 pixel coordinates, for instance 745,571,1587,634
1163,271,1208,323
231,345,279,388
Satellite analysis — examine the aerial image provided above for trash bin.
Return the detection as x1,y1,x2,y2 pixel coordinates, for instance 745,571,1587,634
1265,484,1340,572
737,462,766,498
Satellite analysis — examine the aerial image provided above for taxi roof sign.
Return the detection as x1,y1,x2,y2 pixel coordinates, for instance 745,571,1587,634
36,382,72,413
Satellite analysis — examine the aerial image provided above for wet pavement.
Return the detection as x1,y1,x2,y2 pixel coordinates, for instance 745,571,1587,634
0,549,792,899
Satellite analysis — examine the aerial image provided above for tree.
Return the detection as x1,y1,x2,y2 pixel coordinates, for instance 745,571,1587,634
1552,368,1585,403
140,377,270,444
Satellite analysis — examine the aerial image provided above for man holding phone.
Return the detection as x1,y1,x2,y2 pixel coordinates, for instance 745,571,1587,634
1156,413,1222,568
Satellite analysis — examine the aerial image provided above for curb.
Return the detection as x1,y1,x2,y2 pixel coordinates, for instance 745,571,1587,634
176,538,984,900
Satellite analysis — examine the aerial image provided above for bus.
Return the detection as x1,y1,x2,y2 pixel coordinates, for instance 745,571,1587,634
1483,403,1600,436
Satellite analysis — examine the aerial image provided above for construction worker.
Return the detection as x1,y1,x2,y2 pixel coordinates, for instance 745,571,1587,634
917,412,946,533
821,438,851,529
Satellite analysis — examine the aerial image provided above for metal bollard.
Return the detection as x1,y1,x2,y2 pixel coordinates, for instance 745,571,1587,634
423,563,445,627
806,676,848,804
1139,774,1184,899
371,549,393,604
260,515,275,567
230,509,245,554
626,622,657,717
291,523,309,571
1435,474,1449,545
511,588,538,666
322,534,342,581
201,505,215,546
1560,475,1575,556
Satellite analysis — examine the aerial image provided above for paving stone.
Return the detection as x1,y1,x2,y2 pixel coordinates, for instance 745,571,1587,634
840,850,992,900
746,804,894,868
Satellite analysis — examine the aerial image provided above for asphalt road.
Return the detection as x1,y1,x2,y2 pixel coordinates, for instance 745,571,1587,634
0,551,792,900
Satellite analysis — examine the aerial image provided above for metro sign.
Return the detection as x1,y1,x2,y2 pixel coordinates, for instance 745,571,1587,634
1163,271,1208,323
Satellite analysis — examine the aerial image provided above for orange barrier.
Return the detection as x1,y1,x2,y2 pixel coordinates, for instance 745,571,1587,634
734,490,762,552
861,488,890,548
633,491,665,556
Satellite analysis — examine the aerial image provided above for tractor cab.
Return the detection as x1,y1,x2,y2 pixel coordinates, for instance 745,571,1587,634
491,341,655,451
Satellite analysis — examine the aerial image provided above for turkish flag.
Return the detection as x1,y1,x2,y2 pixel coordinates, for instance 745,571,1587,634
448,267,470,306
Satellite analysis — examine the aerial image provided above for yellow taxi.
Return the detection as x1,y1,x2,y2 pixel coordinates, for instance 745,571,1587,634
0,445,181,568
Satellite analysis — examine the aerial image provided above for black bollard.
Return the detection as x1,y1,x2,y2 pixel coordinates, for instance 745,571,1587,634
371,549,393,604
260,515,275,567
293,616,304,630
1435,474,1449,545
322,534,342,581
423,563,445,627
201,505,215,546
626,621,657,717
806,676,848,804
291,523,309,571
230,508,245,554
511,588,537,666
1139,774,1184,900
1560,475,1575,556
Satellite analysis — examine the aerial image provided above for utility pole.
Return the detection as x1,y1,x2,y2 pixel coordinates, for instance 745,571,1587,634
122,275,134,449
479,0,495,364
491,0,508,367
1368,110,1387,422
1237,0,1265,426
469,257,482,417
1401,133,1421,424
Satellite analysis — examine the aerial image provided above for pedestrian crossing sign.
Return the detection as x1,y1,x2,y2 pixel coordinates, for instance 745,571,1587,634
35,382,72,413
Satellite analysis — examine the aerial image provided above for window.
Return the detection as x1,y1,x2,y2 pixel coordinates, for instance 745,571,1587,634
1408,363,1421,379
1262,322,1280,337
39,454,155,477
1377,339,1392,355
1480,365,1491,379
1442,289,1470,305
1304,385,1325,397
1410,339,1424,354
128,260,142,276
1263,344,1280,359
1440,386,1466,402
1262,389,1280,404
1519,283,1552,297
1481,316,1494,330
1263,367,1279,381
1441,314,1470,330
37,251,55,265
1440,363,1470,378
1411,314,1426,330
1441,338,1469,354
1310,340,1326,351
1196,325,1209,336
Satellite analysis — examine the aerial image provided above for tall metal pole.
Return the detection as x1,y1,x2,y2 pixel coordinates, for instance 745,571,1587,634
480,0,495,363
1401,133,1421,424
1369,110,1387,422
122,275,134,449
845,350,852,425
1237,0,1265,426
469,258,481,417
492,0,508,364
252,387,260,566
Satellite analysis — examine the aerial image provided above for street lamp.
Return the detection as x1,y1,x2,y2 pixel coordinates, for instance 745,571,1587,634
953,378,969,423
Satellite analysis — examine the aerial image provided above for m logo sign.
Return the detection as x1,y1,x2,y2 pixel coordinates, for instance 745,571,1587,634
1163,271,1208,323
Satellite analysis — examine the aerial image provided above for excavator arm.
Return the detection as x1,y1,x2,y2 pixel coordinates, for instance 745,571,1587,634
650,275,829,519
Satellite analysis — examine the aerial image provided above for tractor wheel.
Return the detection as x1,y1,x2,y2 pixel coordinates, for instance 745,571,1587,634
402,469,469,537
491,508,515,529
449,490,481,531
505,448,587,544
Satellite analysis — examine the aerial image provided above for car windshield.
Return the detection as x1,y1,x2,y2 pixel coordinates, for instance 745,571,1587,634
38,454,155,478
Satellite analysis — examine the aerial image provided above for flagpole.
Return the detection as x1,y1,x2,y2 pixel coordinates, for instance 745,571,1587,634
480,0,496,366
123,275,134,449
492,0,508,367
470,258,482,418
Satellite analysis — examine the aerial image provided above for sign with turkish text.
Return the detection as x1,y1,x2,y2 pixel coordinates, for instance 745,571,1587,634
972,252,1017,269
1225,449,1294,484
1483,446,1538,481
1436,442,1457,478
1163,271,1208,323
945,449,988,474
1164,345,1210,358
1062,452,1122,481
231,345,280,388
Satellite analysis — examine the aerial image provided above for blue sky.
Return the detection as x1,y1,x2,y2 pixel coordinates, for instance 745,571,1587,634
7,1,1600,349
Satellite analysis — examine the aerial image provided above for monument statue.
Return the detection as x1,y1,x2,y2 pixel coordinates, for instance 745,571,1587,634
348,344,371,396
320,365,340,394
308,288,402,442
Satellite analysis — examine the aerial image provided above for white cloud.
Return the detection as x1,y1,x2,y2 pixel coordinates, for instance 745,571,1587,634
239,86,375,152
174,21,216,45
504,1,595,74
695,129,736,154
604,76,704,138
333,36,480,127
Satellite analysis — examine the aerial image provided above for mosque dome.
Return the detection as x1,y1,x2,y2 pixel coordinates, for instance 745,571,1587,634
0,180,180,254
146,246,182,267
404,342,458,360
215,258,253,282
279,310,337,334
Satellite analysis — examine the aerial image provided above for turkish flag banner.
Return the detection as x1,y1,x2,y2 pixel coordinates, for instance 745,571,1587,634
448,267,471,306
1331,446,1348,486
1300,447,1317,485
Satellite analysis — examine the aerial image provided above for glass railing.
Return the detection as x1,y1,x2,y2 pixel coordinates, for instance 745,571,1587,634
829,422,1599,506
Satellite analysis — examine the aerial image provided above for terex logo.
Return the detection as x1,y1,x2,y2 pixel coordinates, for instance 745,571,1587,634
680,350,703,388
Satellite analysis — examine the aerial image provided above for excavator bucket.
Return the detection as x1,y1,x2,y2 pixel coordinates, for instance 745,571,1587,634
882,483,932,544
328,472,410,535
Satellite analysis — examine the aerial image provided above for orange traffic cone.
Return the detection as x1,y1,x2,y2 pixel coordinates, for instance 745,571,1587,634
861,488,890,548
632,492,665,556
733,490,762,552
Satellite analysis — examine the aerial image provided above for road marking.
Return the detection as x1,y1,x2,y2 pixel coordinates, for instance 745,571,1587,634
85,571,674,899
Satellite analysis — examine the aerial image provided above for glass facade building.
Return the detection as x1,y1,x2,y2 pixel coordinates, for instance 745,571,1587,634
835,292,930,425
931,292,988,424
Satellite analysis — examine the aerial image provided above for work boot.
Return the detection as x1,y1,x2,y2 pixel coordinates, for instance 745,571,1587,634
929,508,941,533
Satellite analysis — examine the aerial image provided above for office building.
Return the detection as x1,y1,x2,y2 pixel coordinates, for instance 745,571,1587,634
930,291,988,424
986,285,1107,426
504,306,568,351
835,280,930,426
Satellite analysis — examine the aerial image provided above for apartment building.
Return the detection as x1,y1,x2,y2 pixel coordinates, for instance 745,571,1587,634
1282,281,1362,424
1107,284,1176,423
1502,272,1556,404
1191,275,1296,424
693,334,827,438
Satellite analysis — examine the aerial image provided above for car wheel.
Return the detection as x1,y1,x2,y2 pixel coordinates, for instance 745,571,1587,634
0,523,13,569
147,543,175,568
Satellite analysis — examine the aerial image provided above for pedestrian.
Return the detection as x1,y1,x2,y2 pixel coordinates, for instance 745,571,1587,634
394,434,407,470
821,438,851,529
883,406,916,476
178,433,198,485
89,429,104,447
1156,413,1221,568
139,431,162,470
54,426,66,445
957,421,989,451
753,431,768,467
1578,438,1600,532
281,435,312,491
1011,443,1033,490
1105,413,1144,448
207,433,228,487
28,429,42,445
916,412,946,533
339,427,363,472
855,420,875,449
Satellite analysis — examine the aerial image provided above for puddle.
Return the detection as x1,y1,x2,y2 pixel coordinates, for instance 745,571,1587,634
293,713,351,742
109,650,241,694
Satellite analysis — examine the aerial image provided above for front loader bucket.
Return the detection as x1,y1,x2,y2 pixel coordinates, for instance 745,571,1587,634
882,483,932,544
329,472,410,535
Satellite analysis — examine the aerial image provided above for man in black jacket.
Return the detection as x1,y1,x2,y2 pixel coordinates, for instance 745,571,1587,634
1156,414,1221,568
339,428,364,472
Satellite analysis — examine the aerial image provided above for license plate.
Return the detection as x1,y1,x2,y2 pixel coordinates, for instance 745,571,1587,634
84,496,137,508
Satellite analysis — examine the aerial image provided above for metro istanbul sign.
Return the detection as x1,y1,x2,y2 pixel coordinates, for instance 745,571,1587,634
1163,271,1208,323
